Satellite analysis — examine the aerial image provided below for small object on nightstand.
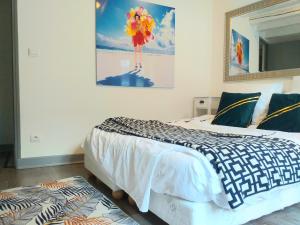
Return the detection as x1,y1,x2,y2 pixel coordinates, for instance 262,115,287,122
193,97,220,117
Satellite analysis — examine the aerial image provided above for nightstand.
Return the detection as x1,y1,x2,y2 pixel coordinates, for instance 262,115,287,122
193,97,220,117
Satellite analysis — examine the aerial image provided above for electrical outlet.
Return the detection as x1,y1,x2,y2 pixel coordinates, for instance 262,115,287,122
30,135,40,143
28,48,40,57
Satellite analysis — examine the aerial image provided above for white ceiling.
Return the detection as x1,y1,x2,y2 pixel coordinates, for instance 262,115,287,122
240,0,300,44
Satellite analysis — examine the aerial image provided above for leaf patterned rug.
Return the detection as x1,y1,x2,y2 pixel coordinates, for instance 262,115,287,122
0,176,139,225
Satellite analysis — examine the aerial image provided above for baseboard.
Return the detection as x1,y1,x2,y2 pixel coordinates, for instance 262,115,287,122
16,154,84,169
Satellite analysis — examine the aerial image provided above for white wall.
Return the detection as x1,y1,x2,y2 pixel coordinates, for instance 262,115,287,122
0,0,14,145
210,0,293,97
17,0,213,158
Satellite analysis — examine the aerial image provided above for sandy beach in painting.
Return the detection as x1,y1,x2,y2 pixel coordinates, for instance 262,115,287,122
96,49,174,88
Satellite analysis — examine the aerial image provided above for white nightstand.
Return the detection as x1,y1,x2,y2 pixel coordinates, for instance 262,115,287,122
193,97,220,117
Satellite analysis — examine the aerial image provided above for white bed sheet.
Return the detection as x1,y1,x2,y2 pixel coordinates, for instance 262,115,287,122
83,115,300,213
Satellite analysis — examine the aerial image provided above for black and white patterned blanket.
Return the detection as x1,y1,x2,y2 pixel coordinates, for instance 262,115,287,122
96,117,300,209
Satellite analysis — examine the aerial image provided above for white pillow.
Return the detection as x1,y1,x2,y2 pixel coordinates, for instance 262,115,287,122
292,76,300,93
252,83,283,124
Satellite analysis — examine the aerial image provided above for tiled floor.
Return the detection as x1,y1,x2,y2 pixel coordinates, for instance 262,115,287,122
0,163,299,225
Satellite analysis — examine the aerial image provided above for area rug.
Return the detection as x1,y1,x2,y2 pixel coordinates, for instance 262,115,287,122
0,176,139,225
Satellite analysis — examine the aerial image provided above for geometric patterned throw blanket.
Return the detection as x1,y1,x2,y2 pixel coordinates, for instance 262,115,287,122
96,117,300,209
0,176,139,225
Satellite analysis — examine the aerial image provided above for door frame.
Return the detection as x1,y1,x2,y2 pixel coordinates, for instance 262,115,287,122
12,0,21,165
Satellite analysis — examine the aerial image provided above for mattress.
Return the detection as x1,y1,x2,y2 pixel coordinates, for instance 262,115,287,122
83,115,300,213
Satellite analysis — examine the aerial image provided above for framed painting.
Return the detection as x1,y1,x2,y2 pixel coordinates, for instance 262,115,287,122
230,29,250,76
96,0,175,88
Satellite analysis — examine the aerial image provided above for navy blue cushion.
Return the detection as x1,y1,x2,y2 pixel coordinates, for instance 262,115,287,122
212,92,261,128
257,94,300,132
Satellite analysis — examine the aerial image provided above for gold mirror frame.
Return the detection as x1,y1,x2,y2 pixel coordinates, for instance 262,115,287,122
224,0,300,81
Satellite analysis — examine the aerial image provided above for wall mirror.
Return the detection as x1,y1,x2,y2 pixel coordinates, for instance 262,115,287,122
224,0,300,81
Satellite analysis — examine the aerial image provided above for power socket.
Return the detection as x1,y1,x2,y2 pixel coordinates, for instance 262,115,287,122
30,135,40,144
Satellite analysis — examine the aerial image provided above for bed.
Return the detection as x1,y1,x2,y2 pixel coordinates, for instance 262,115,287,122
83,115,300,225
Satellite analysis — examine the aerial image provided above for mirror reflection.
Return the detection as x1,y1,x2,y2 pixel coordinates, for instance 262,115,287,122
229,0,300,76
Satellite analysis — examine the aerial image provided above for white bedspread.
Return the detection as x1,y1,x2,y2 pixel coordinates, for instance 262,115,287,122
83,115,300,212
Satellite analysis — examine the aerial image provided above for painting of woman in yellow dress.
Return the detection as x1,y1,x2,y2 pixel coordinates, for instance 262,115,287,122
230,29,249,75
96,0,175,88
125,6,156,70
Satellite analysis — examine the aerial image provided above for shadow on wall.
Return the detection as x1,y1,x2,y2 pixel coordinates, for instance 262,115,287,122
97,69,154,87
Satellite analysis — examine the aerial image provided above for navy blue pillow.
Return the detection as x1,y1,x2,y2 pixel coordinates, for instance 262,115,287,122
212,92,261,128
257,94,300,132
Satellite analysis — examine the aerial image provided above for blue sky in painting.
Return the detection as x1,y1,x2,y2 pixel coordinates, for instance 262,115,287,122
96,0,175,55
